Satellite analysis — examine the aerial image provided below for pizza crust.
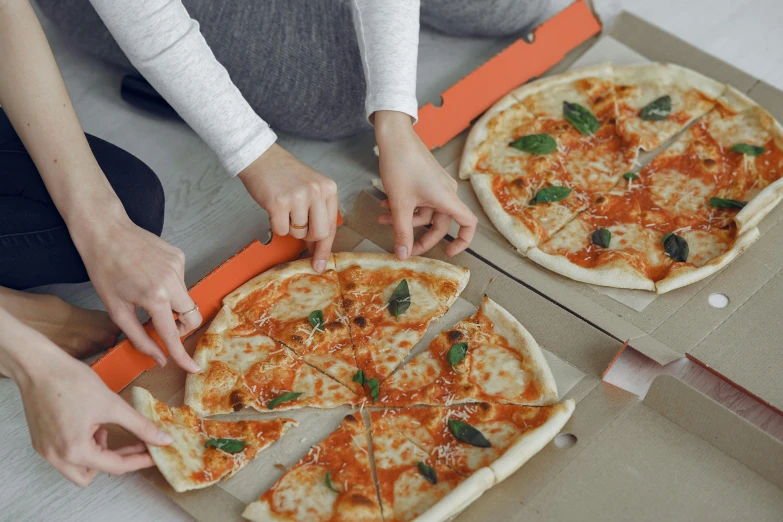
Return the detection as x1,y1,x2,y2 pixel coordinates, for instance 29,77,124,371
526,247,656,291
412,468,495,522
655,227,760,294
506,62,614,105
470,174,541,252
489,399,575,483
479,296,558,405
223,256,337,310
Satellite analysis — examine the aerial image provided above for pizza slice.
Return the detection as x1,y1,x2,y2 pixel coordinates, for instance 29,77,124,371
380,401,574,482
224,257,361,394
614,63,725,151
379,296,558,407
334,253,469,387
132,387,296,493
185,306,358,416
369,411,494,522
243,414,382,522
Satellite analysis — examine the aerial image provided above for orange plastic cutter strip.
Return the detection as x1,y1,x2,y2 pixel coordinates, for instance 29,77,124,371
414,0,601,150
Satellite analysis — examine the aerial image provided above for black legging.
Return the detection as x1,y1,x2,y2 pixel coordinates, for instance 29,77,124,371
0,109,165,290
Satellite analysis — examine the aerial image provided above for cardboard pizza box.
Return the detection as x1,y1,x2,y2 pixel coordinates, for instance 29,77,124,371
105,190,783,521
416,5,783,414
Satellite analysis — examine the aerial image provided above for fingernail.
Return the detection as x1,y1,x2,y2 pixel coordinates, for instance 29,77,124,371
158,430,174,444
156,356,167,367
190,361,202,373
315,259,326,273
395,245,408,260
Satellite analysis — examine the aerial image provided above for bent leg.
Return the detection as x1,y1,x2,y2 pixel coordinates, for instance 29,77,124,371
37,0,371,140
420,0,548,37
0,109,165,290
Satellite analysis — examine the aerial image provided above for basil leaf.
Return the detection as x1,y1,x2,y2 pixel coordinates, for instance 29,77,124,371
204,438,247,454
563,101,600,135
325,470,340,493
388,279,411,319
368,378,380,403
640,95,671,121
709,197,746,209
447,342,468,366
353,369,366,385
416,461,438,485
623,172,639,181
509,134,557,155
731,143,765,156
591,228,611,248
448,419,491,448
662,233,689,262
531,186,572,204
267,391,302,410
308,310,325,332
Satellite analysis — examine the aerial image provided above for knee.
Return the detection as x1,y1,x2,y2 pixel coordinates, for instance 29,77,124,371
421,0,548,38
86,136,165,236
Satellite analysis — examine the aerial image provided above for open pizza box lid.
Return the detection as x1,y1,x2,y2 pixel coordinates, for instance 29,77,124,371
412,3,783,415
91,2,783,519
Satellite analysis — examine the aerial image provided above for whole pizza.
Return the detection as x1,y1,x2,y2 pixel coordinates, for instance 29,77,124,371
459,63,783,293
132,254,574,521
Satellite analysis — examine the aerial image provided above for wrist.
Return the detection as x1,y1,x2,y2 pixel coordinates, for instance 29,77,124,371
374,111,414,143
0,309,60,387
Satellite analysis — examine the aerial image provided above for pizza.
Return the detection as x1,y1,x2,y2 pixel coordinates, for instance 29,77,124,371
378,296,557,407
376,401,575,482
185,306,358,416
224,258,361,393
334,253,469,385
369,411,494,522
132,387,296,493
460,62,783,292
243,414,382,522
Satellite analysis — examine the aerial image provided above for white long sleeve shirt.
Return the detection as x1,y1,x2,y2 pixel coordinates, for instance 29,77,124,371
89,0,420,176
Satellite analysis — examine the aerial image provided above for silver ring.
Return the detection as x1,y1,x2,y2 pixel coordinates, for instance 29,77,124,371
177,304,199,319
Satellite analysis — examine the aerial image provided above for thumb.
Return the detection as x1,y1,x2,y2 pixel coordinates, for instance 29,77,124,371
111,398,173,447
390,200,415,260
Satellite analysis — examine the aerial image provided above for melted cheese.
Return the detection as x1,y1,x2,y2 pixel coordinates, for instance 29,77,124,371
271,465,338,520
384,350,442,392
469,345,529,400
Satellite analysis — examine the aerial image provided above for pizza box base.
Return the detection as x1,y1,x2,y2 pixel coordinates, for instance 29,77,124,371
105,193,783,521
420,8,783,415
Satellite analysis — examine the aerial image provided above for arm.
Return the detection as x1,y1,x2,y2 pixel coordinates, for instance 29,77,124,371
0,308,171,487
0,1,201,370
351,0,477,259
89,0,338,270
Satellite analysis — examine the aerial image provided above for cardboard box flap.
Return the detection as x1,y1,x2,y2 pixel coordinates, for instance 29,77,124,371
644,375,783,489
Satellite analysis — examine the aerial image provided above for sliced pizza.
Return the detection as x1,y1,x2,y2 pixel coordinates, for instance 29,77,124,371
185,306,358,416
380,401,574,482
369,411,494,522
243,414,382,522
614,63,725,151
379,296,558,407
224,257,361,394
334,253,469,387
132,387,296,493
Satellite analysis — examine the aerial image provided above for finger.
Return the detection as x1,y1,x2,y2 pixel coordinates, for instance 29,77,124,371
114,443,149,456
390,200,416,260
306,196,330,243
171,287,202,337
57,461,95,488
311,195,338,273
269,206,290,238
438,196,478,256
83,444,155,476
289,203,309,240
150,304,200,373
411,212,452,256
380,199,391,210
95,427,108,450
110,305,167,367
378,207,434,228
108,397,173,447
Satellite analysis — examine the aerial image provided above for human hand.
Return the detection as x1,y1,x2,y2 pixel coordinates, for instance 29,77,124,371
239,144,338,272
72,214,202,372
12,328,172,487
374,111,477,260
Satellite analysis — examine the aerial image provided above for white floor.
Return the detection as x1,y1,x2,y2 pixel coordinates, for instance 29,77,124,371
2,0,783,520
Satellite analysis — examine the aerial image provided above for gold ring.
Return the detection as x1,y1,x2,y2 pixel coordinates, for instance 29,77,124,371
290,220,308,230
177,304,199,318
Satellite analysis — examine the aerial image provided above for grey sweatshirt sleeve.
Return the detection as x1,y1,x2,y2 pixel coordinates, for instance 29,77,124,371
351,0,421,124
89,0,277,177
